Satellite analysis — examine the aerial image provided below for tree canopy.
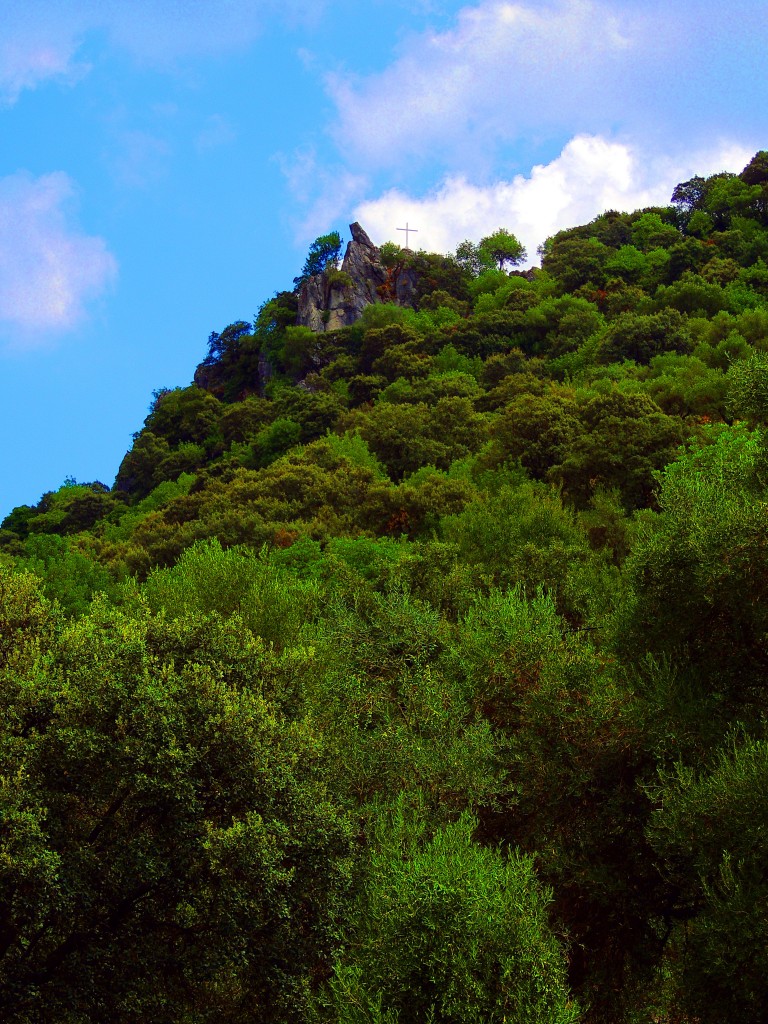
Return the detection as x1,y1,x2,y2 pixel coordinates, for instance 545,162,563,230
294,231,344,288
478,227,527,271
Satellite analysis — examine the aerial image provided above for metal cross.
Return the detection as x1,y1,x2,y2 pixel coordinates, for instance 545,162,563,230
397,222,419,249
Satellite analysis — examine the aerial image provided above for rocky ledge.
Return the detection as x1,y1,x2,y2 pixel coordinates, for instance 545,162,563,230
297,222,418,332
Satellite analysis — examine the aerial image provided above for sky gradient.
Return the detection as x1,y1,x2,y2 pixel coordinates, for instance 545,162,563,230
2,0,767,518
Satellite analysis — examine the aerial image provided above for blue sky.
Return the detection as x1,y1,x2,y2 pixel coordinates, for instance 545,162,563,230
1,0,766,518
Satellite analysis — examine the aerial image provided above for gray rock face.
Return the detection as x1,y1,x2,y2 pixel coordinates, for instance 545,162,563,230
297,222,418,332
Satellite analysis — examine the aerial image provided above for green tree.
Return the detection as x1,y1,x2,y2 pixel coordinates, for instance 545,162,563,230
144,385,223,446
616,424,768,707
491,390,583,479
478,227,527,271
629,211,680,251
294,231,344,287
553,390,685,510
195,321,263,402
597,309,693,365
442,482,594,612
114,431,173,498
671,174,708,215
541,237,610,293
455,238,482,276
323,799,579,1024
449,588,660,1019
726,350,768,425
0,570,354,1023
647,734,768,1024
378,241,403,268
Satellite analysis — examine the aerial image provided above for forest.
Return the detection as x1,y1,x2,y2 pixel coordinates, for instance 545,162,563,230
3,151,768,1023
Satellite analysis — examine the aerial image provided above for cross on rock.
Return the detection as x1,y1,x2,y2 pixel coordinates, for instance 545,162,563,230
397,222,419,249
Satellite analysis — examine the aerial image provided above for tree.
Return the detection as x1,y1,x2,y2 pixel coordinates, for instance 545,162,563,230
647,735,768,1024
455,239,482,276
195,322,263,402
616,424,768,704
739,151,768,224
552,390,685,510
740,150,768,187
0,571,354,1023
478,228,527,272
323,799,579,1024
202,321,252,367
597,309,693,365
294,231,343,287
671,175,708,214
378,241,403,268
726,351,768,426
541,236,610,292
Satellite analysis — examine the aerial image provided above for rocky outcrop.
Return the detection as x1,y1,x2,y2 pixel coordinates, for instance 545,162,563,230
297,222,419,332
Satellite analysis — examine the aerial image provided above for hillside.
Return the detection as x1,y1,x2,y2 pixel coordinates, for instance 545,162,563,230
3,152,768,1022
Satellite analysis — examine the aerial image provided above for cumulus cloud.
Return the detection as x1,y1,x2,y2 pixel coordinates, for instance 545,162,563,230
0,172,117,340
354,134,755,261
329,0,650,170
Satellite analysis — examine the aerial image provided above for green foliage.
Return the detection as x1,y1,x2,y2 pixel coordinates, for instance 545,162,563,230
647,733,768,1022
630,211,680,250
454,238,482,276
326,268,354,290
617,424,768,704
0,571,354,1023
196,321,262,402
142,539,322,648
551,389,684,509
450,587,658,1015
13,155,768,1024
478,227,527,271
359,302,409,332
321,431,387,479
302,580,496,809
323,798,579,1024
655,272,728,317
378,241,403,268
1,480,122,542
355,395,486,480
726,350,768,424
490,389,582,479
541,236,610,292
597,309,693,365
14,534,121,616
294,231,344,287
103,473,196,542
431,343,483,378
441,483,596,614
281,324,320,377
250,416,302,469
252,290,300,376
644,352,728,418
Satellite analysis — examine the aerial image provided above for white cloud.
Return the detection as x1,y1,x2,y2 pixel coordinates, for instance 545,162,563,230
0,172,117,341
329,0,648,170
354,134,755,262
0,15,89,103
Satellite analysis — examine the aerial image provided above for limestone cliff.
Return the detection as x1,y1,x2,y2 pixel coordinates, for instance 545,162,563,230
297,222,418,332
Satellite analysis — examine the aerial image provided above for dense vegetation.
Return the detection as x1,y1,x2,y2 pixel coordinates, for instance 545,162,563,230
3,152,768,1022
